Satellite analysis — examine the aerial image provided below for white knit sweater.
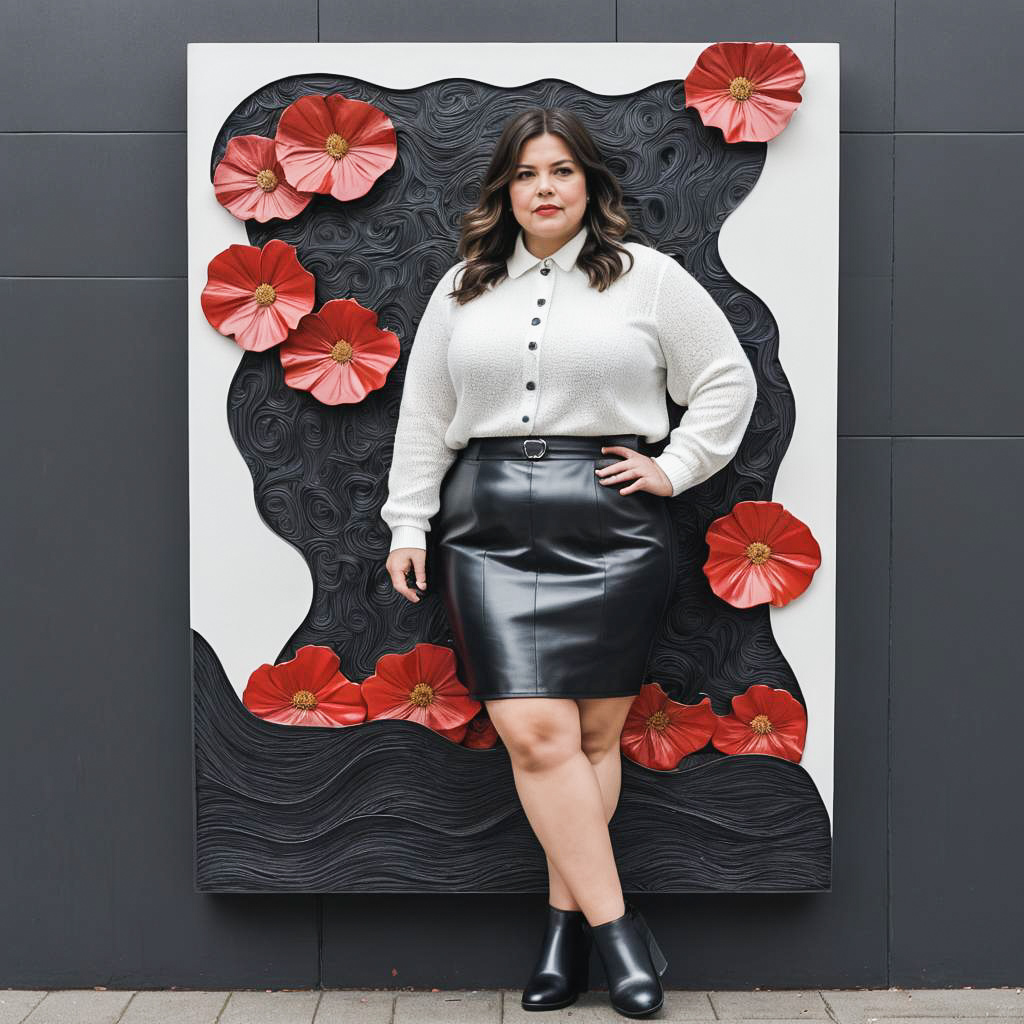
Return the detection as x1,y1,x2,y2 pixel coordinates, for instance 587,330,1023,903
381,224,757,552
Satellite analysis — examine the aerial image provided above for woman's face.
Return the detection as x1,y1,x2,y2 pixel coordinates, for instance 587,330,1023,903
507,132,588,245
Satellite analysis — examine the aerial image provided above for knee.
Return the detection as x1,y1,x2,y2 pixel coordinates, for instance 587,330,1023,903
580,730,620,764
501,724,580,773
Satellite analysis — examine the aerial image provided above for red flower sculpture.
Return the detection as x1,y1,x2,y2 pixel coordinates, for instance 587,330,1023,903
620,682,718,772
278,298,401,405
361,643,480,743
243,644,366,727
684,41,805,143
200,239,315,351
703,500,821,608
213,134,313,223
462,712,499,750
274,93,398,202
712,683,806,761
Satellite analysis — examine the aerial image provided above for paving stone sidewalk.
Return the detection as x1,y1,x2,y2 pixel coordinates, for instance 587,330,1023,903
0,987,1019,1024
1,987,1023,1024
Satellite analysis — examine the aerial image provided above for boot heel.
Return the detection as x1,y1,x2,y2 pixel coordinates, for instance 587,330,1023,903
627,902,668,977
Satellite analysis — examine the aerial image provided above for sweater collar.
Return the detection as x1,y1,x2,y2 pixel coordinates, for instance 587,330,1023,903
506,224,588,278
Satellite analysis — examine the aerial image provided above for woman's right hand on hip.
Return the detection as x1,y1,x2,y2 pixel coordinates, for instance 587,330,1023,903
387,547,428,603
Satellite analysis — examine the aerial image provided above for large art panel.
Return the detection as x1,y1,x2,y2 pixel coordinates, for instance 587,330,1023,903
187,42,838,892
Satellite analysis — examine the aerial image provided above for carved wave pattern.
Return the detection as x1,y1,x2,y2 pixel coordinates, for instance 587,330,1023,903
194,629,831,892
194,74,827,892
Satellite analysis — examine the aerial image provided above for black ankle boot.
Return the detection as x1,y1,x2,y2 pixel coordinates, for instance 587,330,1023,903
521,904,592,1011
589,900,668,1019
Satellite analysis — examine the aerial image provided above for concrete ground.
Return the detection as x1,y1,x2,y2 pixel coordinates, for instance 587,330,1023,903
1,988,1023,1024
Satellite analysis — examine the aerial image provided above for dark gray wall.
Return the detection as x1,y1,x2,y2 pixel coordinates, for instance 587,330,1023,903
1,0,1020,991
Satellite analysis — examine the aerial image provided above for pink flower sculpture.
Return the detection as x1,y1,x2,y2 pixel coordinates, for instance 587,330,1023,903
274,93,398,201
684,41,805,143
213,134,313,223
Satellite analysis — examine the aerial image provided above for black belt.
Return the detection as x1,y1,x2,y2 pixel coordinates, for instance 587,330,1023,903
461,433,646,460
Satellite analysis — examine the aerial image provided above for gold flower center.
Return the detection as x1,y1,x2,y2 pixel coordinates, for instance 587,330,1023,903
409,682,435,707
292,689,318,711
330,339,354,363
325,133,349,159
253,283,277,306
646,709,670,731
749,713,773,735
729,76,755,101
746,540,772,564
255,168,278,192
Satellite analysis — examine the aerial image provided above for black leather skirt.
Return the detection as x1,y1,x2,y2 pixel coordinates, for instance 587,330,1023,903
433,434,677,701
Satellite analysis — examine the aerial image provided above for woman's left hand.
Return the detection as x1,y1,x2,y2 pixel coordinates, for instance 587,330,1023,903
595,445,675,497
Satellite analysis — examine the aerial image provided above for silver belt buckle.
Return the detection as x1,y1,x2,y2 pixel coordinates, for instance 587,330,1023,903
522,437,547,459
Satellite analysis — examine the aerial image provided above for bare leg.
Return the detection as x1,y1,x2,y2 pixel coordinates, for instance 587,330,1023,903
544,695,637,911
485,695,635,927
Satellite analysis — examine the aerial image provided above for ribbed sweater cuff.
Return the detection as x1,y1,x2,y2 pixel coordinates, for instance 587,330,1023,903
651,451,700,497
389,525,428,552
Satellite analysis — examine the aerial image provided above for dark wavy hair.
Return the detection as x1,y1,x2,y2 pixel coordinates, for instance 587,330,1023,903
448,107,636,304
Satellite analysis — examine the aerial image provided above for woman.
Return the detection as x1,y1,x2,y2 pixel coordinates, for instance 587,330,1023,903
381,107,757,1019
